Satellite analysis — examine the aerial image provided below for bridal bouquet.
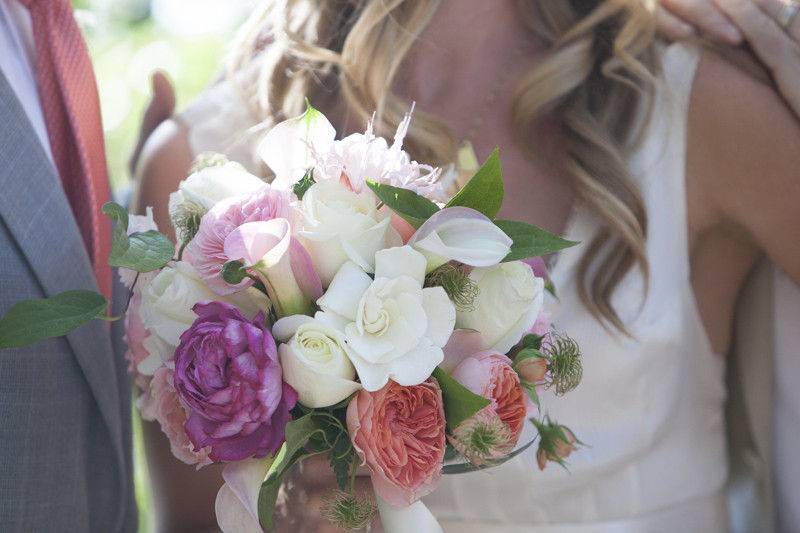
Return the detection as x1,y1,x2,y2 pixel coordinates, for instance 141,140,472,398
0,104,583,532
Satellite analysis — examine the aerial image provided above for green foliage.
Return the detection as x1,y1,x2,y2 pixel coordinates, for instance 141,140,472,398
520,333,545,351
432,367,491,432
445,147,504,218
366,180,440,228
221,260,248,285
103,202,174,272
293,169,316,200
258,414,329,530
0,290,108,349
494,219,578,262
258,409,357,530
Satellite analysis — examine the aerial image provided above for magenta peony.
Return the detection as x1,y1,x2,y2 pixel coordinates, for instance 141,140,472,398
346,379,446,507
187,186,293,295
173,301,297,462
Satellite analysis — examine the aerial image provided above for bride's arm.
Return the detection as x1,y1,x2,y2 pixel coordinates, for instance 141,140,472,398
134,121,225,532
687,50,800,285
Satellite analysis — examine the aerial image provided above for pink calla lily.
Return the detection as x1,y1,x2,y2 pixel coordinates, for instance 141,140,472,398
225,220,321,318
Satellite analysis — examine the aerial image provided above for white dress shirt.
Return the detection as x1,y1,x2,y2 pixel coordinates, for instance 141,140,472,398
0,0,53,161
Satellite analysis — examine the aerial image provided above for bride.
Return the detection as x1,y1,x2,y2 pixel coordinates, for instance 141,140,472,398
134,0,800,531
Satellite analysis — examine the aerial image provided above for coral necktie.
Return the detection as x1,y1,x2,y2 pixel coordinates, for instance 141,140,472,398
19,0,112,299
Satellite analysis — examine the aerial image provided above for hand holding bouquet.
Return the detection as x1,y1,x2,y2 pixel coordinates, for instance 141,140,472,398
0,104,584,532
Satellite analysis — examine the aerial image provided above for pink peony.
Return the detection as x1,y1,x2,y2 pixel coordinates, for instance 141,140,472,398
123,293,152,391
448,347,527,444
140,365,213,467
346,380,446,507
187,186,293,295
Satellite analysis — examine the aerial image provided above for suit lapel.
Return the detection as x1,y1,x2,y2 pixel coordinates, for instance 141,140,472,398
0,72,125,484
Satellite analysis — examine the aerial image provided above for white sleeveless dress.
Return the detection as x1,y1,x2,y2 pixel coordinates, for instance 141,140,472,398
178,42,731,532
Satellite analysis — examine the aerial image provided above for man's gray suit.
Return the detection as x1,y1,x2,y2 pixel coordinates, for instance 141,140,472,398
0,71,136,531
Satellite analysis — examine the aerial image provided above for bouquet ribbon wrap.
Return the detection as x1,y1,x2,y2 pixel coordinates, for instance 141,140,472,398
376,492,443,533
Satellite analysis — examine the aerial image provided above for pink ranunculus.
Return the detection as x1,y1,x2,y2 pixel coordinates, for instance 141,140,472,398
449,348,528,444
187,186,293,295
140,365,212,467
173,301,297,462
123,293,152,391
346,379,446,508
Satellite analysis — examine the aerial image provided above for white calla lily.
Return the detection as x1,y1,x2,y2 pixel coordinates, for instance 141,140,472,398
215,458,272,533
258,105,336,190
410,207,512,272
317,246,456,391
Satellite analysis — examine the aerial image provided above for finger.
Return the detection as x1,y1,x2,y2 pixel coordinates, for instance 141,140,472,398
753,0,800,40
716,0,796,72
655,6,697,41
661,0,744,43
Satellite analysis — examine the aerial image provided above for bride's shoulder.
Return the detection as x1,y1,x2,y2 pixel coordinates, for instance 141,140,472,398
685,44,800,277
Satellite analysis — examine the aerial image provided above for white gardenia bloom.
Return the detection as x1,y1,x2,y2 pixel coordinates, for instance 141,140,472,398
295,179,393,287
139,261,268,347
167,161,265,220
316,246,456,391
118,206,160,291
456,261,544,354
273,315,361,408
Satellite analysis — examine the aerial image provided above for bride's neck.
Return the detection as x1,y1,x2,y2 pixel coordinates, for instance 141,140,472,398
394,0,543,106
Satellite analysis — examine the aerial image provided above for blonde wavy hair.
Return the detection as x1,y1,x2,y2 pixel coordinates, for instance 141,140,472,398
227,0,659,332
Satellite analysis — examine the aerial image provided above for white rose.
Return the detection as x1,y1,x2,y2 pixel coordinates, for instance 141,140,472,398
456,261,544,354
273,315,361,408
317,246,456,391
139,261,268,347
295,179,392,287
168,161,265,219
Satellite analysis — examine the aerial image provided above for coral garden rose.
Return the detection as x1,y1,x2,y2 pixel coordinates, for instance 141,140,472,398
173,301,297,461
450,351,527,443
346,379,446,507
139,365,212,467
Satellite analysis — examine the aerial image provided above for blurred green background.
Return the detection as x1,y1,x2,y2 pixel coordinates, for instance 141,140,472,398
72,1,257,530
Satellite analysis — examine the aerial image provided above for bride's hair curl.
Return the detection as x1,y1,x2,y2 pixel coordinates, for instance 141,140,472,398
228,0,659,333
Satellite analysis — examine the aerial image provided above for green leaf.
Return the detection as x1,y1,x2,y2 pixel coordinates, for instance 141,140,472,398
432,367,491,432
520,334,545,351
521,381,540,409
293,169,316,200
442,436,537,474
103,201,175,272
221,260,248,285
109,230,175,272
330,432,356,491
258,414,328,530
494,219,578,262
366,180,440,229
0,290,107,349
445,147,504,219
